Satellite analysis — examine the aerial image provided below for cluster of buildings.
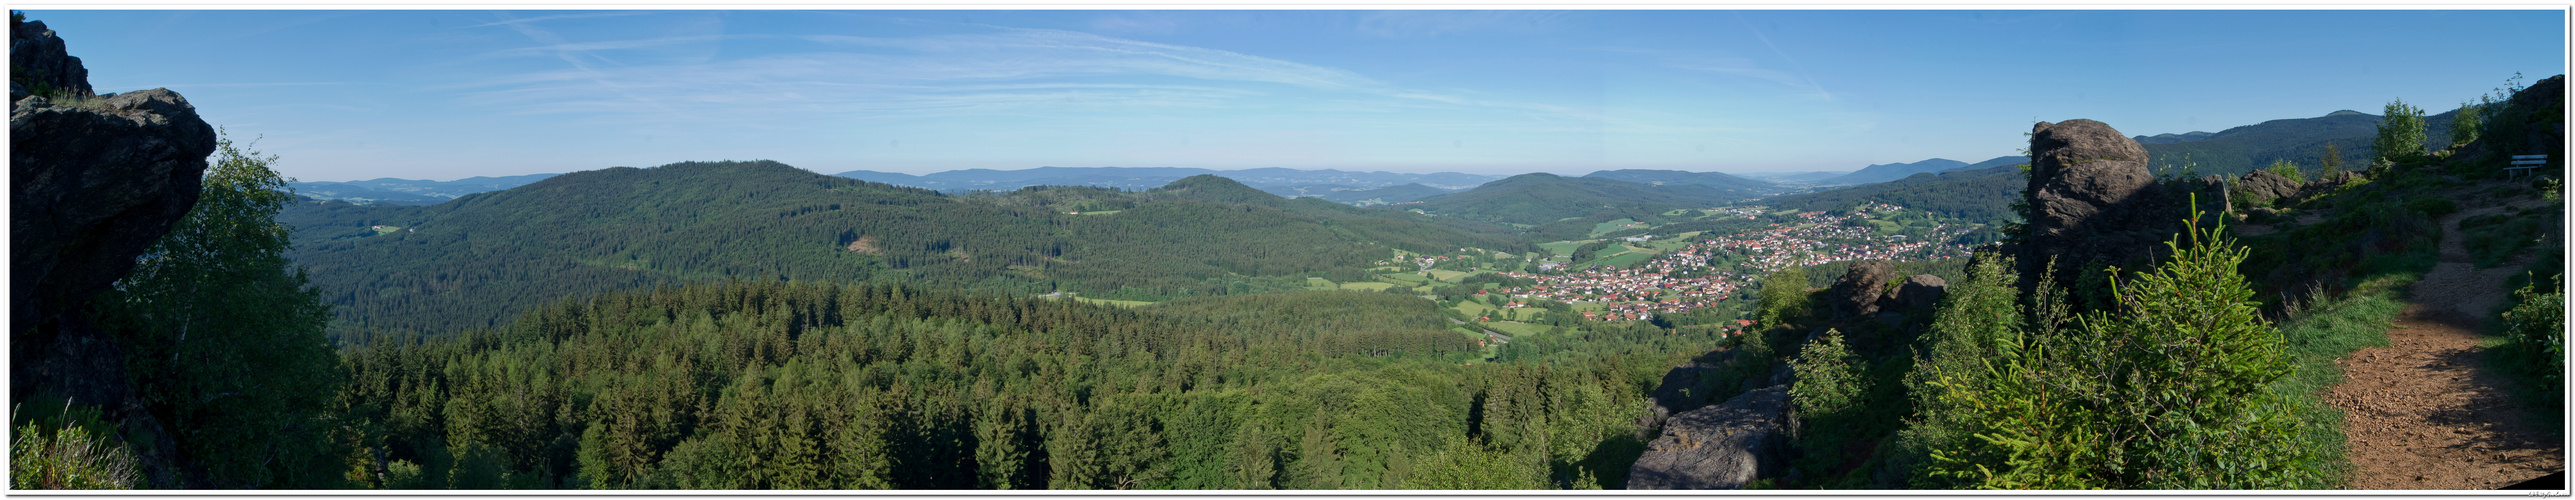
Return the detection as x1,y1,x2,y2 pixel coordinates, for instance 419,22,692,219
1707,208,1971,272
1485,204,1974,323
1376,249,1489,271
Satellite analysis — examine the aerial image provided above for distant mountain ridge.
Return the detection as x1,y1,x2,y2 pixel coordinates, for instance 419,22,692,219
1259,183,1452,205
832,166,1506,193
1412,173,1754,227
2142,108,2458,177
1580,169,1781,194
289,174,558,205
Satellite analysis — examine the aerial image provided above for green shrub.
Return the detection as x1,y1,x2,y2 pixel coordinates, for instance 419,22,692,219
1887,252,2023,488
10,423,140,490
2373,99,2429,164
1789,330,1865,419
2499,273,2564,399
2460,213,2547,268
1754,267,1811,329
1922,213,2324,489
2265,159,2307,184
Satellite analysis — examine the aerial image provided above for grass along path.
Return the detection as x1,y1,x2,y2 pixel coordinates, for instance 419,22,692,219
2327,204,2562,489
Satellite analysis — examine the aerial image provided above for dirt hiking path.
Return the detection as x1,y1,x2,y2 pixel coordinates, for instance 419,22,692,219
2325,204,2562,489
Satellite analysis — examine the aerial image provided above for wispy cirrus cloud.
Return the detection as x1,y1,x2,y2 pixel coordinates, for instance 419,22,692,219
480,34,761,59
796,26,1383,91
462,11,657,29
1352,11,1561,38
443,18,1663,146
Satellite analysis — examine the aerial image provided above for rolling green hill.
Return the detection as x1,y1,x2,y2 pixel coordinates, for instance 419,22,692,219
1411,173,1754,227
281,161,1533,339
2140,108,2459,177
1761,165,2026,225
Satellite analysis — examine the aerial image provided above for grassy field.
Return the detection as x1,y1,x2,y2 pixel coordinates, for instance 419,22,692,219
1593,251,1656,269
1040,296,1163,307
1071,296,1153,307
1339,281,1398,291
1452,299,1499,319
372,226,403,235
1075,210,1122,216
1305,277,1338,290
1646,235,1699,251
1377,273,1429,285
1485,321,1550,337
1538,241,1588,258
1590,218,1643,237
1426,269,1474,282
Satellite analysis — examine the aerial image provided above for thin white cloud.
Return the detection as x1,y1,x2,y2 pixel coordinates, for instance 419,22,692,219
482,34,759,59
1732,12,1832,101
115,81,358,89
462,11,656,29
798,26,1381,91
1353,11,1560,38
1663,57,1825,96
444,19,1660,141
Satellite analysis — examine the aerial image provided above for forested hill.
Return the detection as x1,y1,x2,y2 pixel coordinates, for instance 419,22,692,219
1411,173,1754,227
1817,156,2025,185
281,161,1530,339
2142,108,2459,177
1762,165,2025,224
340,279,1706,489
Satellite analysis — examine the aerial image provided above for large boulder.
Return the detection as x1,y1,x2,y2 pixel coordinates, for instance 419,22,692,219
10,17,214,486
10,18,93,98
2235,169,2303,207
1627,385,1795,490
1632,349,1739,438
1826,260,1897,318
2017,119,2187,296
1887,274,1948,312
13,89,217,344
2289,170,2361,205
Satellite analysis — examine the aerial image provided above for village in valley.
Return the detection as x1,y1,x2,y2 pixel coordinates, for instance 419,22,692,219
1292,202,1985,344
1033,200,1986,350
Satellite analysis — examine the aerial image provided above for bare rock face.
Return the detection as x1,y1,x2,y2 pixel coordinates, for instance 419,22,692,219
2235,169,2304,207
13,89,217,344
2289,171,2360,205
1827,260,1897,317
1889,274,1947,312
10,17,214,486
2018,119,2175,293
10,18,93,98
1627,386,1795,490
1633,349,1737,438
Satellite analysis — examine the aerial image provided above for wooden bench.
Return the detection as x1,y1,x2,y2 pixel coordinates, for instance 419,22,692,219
2507,154,2548,178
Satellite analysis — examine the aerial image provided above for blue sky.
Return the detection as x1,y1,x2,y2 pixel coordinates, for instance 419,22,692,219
23,9,2567,182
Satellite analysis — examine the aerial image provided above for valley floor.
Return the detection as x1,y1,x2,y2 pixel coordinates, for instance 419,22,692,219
2327,203,2563,489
